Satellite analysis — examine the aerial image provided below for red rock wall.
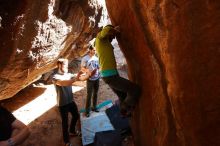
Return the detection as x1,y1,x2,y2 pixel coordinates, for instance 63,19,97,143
106,0,220,145
0,0,104,100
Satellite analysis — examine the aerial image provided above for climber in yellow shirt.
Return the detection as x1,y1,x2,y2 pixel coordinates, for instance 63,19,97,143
95,25,141,116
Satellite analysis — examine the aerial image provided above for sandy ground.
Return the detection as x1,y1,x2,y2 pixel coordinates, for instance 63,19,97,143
0,69,134,146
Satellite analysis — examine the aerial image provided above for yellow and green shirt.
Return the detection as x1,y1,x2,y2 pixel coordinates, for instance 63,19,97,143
95,26,118,77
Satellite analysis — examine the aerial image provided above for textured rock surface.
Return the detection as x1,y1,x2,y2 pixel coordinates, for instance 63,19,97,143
106,0,220,146
0,0,104,100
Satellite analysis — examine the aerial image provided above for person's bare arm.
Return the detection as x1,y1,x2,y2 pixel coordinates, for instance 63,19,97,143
80,66,89,73
54,77,78,86
0,141,7,146
4,120,30,146
108,26,120,36
78,69,97,81
99,25,120,39
113,26,120,33
53,71,85,86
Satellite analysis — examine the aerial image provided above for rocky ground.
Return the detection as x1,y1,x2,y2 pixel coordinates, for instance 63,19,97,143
0,69,134,146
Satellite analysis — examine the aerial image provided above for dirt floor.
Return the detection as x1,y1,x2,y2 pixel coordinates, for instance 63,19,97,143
0,69,134,146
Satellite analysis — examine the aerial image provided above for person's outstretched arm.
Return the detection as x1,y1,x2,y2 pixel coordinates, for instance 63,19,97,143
78,69,97,81
53,74,80,86
54,77,77,86
99,25,120,39
53,71,86,86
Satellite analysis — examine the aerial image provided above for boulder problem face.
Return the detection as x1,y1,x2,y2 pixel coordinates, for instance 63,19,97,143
106,0,220,146
0,0,103,100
